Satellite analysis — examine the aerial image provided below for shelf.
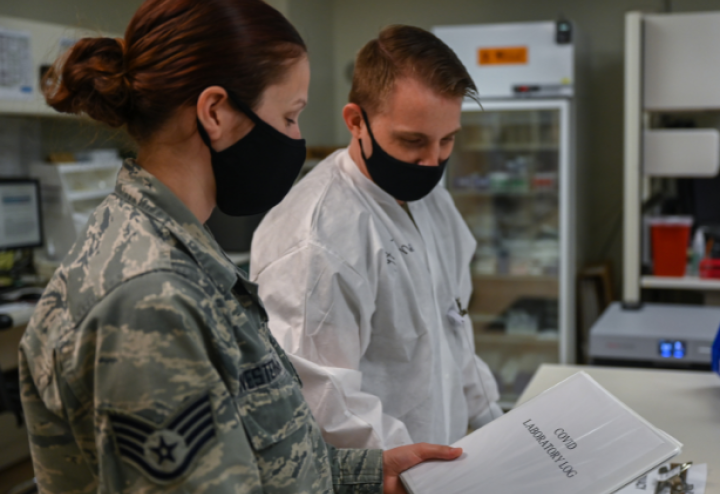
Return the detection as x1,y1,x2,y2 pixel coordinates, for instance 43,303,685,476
226,251,250,266
641,275,720,291
498,400,517,411
56,161,123,173
462,143,559,152
67,188,115,202
644,106,720,113
472,331,559,345
473,274,558,283
451,189,557,199
470,314,559,345
0,98,74,118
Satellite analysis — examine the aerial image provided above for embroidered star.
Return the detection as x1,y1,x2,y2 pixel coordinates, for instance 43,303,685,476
150,436,178,465
110,393,216,482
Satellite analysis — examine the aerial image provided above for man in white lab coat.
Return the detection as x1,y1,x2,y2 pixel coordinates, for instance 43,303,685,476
250,25,502,450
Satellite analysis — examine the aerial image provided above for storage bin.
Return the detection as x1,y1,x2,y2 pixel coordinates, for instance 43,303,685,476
649,216,692,277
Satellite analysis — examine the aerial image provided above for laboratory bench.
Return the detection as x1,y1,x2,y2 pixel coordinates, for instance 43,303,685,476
518,364,720,493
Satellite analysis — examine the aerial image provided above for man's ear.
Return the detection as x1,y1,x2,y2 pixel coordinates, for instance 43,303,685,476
342,103,365,139
197,86,231,143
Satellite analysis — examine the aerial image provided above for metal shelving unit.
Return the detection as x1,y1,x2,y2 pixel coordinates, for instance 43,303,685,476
640,276,720,291
624,11,720,304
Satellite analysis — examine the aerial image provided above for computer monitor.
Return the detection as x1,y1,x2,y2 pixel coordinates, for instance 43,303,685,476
0,179,43,250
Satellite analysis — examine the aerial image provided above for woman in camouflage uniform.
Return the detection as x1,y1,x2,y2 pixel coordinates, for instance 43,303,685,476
19,0,461,492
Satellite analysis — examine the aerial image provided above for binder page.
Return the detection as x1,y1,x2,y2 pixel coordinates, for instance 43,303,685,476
401,372,681,494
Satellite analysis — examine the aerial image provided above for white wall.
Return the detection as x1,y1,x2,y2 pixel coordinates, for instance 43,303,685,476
286,0,336,146
0,0,141,34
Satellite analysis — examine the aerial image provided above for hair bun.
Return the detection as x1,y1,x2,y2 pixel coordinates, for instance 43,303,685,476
44,37,131,127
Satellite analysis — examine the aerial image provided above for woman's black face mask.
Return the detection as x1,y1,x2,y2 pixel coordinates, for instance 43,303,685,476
359,109,447,202
197,91,306,216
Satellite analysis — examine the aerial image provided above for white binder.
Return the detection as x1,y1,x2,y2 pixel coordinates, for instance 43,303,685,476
400,372,682,494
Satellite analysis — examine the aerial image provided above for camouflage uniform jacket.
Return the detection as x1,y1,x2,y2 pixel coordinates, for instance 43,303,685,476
19,160,383,493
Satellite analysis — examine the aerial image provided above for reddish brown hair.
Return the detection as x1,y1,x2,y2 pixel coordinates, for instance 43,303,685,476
44,0,306,140
349,25,478,115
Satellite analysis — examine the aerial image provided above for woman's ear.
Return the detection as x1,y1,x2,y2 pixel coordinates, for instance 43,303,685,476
197,86,253,151
197,86,229,143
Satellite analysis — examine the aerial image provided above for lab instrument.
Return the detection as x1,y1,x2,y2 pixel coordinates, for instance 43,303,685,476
589,303,718,368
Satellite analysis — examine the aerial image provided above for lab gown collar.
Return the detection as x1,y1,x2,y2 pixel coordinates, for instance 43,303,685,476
114,159,239,293
337,148,431,257
338,148,406,209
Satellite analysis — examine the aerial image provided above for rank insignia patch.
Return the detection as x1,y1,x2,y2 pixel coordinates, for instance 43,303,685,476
109,394,216,483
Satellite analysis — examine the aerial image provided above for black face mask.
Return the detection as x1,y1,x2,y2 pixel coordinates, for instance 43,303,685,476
197,92,306,216
360,109,448,202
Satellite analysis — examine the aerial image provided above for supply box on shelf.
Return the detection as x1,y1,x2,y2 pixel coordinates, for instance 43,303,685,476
31,158,122,261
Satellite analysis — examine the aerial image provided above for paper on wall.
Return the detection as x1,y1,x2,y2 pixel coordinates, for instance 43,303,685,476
0,28,33,100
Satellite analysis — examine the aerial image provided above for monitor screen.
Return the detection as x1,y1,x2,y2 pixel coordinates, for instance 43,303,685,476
0,179,42,250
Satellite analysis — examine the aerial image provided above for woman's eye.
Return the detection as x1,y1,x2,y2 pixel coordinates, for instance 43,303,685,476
285,118,296,126
403,139,422,146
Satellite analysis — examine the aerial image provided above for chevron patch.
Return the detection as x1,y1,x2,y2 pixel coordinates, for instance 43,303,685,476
109,394,216,483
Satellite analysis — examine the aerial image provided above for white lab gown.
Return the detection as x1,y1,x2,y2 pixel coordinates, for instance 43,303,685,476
250,148,501,449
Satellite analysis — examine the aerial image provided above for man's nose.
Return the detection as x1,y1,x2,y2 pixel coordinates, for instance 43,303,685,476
416,143,442,167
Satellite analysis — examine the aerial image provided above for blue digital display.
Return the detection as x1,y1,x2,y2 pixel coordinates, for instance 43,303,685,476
659,340,686,359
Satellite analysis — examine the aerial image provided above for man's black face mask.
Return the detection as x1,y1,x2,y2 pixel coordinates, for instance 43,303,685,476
359,109,448,202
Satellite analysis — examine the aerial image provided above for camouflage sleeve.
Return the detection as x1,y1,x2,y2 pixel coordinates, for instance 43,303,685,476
19,348,95,493
258,297,384,493
29,270,266,493
328,444,384,494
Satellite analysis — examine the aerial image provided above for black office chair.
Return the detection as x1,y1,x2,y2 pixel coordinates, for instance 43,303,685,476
0,312,24,429
0,319,37,494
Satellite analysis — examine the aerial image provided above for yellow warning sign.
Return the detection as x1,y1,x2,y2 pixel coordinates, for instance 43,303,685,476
478,46,528,65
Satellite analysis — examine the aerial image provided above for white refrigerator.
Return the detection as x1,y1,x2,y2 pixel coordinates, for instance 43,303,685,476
435,21,577,406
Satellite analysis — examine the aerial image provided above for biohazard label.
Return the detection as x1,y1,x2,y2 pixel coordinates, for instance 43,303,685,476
478,46,528,65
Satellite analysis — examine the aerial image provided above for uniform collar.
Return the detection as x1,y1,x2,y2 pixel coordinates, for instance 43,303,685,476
114,159,240,293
